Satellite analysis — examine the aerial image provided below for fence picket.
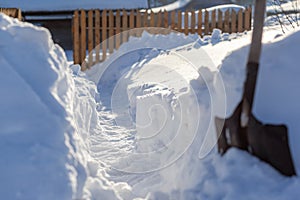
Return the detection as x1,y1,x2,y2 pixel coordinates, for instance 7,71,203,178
204,10,209,35
197,10,202,36
171,10,175,29
184,11,189,35
95,10,100,63
108,10,114,53
73,10,80,64
191,10,195,34
224,9,230,33
88,10,94,67
72,8,252,66
122,10,128,43
136,10,142,37
80,10,86,69
177,10,182,32
245,7,251,31
238,9,243,32
211,10,216,32
231,9,237,33
129,9,135,37
115,10,121,49
102,10,107,61
218,9,223,30
164,10,168,28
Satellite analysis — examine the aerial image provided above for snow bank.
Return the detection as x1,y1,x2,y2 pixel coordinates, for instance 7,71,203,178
0,13,140,200
0,14,80,199
0,0,148,12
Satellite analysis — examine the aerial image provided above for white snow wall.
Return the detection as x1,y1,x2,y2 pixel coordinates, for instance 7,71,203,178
0,14,94,199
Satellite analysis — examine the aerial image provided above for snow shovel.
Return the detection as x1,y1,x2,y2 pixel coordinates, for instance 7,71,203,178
215,0,296,176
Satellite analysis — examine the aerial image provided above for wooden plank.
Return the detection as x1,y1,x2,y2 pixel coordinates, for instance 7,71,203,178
102,10,107,61
231,9,237,33
156,10,163,27
122,9,128,43
211,9,216,32
245,7,251,31
217,9,223,30
191,10,196,34
224,9,230,33
88,10,94,67
184,11,189,35
80,9,86,69
95,10,100,63
143,10,148,27
17,9,22,20
164,10,168,28
109,10,114,54
129,9,135,37
177,10,182,32
150,11,155,27
238,9,243,32
204,10,209,35
136,10,142,37
171,10,175,29
197,9,202,36
115,10,121,49
73,10,80,64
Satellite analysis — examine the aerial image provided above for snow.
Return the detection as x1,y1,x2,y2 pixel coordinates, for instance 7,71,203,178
2,3,300,199
0,0,148,12
83,25,300,199
0,13,140,200
267,0,300,14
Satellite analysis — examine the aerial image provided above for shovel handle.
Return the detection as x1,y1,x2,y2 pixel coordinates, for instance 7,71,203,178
241,0,266,127
248,0,267,64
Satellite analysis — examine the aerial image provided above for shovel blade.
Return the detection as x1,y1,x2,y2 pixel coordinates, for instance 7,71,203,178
215,103,296,176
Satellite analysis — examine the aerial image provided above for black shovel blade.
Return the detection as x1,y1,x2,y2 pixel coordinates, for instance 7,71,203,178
215,102,296,176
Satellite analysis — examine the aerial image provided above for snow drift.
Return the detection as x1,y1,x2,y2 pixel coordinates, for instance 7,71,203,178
0,13,139,200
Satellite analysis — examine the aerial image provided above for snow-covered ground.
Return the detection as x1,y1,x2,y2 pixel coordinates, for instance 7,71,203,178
267,0,300,14
0,0,148,12
2,3,300,200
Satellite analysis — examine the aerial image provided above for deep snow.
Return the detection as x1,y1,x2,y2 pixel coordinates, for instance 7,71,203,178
2,6,300,200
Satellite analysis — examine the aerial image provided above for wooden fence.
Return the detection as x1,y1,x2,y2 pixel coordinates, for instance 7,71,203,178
73,7,252,69
0,8,22,20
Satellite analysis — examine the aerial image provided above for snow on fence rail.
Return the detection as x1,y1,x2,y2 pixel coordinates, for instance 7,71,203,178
72,7,252,69
0,8,22,20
